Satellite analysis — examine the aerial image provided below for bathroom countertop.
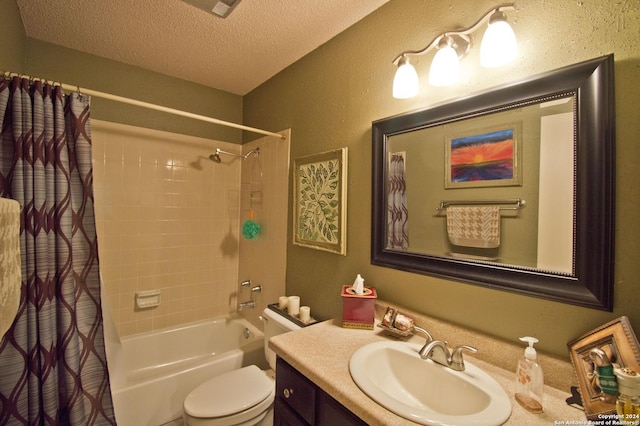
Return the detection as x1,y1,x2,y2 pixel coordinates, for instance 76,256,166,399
269,318,588,426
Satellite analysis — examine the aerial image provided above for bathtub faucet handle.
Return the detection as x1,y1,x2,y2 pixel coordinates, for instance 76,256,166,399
251,285,262,294
240,280,251,291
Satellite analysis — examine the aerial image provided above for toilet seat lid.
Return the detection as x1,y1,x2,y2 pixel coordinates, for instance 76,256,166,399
184,365,273,418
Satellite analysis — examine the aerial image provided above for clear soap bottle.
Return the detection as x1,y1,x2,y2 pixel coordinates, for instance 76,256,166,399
515,336,544,413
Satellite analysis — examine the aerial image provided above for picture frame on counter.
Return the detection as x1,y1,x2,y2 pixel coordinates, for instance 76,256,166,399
567,316,640,420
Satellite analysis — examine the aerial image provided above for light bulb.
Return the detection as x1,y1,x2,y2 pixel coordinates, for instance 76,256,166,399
393,57,419,99
429,40,460,87
480,12,517,68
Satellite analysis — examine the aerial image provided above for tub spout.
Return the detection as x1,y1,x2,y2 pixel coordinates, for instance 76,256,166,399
238,300,256,311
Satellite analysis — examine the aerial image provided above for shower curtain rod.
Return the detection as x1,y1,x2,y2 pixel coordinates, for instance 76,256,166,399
5,71,285,140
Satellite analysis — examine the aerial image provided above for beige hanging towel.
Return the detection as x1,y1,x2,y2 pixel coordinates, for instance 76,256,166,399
446,206,501,248
0,197,21,340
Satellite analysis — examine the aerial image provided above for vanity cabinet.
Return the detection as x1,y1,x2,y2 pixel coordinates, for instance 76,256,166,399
275,357,367,426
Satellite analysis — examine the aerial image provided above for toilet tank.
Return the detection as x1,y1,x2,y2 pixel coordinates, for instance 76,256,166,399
262,308,301,370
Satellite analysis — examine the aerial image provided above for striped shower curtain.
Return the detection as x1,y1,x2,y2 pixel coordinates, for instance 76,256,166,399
0,77,115,425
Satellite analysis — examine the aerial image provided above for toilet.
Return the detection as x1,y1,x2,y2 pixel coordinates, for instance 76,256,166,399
183,308,301,426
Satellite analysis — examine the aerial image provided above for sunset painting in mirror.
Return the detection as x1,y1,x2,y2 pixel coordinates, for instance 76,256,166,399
445,125,521,188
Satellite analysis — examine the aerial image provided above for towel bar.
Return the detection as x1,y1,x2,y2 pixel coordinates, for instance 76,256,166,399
436,198,526,212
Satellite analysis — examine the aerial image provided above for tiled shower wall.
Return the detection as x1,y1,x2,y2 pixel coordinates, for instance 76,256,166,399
92,120,243,337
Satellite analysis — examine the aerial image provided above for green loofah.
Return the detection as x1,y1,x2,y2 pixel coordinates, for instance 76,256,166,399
242,219,261,240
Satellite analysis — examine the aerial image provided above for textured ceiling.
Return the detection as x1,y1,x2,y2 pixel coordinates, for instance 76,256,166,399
16,0,389,95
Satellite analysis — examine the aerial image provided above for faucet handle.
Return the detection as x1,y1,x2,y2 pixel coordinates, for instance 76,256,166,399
450,345,478,371
240,280,251,290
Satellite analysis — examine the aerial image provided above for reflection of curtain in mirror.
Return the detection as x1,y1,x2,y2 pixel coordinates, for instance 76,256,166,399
387,152,409,250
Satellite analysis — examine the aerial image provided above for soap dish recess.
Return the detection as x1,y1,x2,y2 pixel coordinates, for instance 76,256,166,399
135,290,161,309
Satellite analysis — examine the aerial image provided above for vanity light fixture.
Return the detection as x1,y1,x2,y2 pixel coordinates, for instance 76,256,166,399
392,3,517,98
428,36,463,87
392,56,420,99
480,9,518,67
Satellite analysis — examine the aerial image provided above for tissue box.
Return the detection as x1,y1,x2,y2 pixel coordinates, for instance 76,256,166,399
341,285,377,329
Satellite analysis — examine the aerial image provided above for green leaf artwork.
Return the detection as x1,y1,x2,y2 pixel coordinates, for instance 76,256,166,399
294,148,347,255
297,159,341,243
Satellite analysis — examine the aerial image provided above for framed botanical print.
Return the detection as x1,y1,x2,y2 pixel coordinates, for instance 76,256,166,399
293,148,347,255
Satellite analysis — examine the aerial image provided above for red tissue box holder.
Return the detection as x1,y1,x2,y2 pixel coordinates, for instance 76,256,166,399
341,285,377,329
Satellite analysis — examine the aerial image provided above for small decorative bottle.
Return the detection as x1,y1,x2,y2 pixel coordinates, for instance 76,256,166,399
615,367,640,426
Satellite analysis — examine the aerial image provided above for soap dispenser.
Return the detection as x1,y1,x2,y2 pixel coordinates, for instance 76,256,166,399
515,336,544,413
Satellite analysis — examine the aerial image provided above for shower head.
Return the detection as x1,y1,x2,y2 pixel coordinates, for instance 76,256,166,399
209,147,260,163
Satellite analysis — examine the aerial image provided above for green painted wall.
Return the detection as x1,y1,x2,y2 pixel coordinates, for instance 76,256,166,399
22,39,244,143
0,0,26,70
244,0,640,357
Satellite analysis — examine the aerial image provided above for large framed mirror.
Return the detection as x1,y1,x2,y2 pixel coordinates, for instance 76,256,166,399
372,55,615,311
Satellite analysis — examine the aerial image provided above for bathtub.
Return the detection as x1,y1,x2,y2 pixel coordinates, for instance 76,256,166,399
105,316,267,426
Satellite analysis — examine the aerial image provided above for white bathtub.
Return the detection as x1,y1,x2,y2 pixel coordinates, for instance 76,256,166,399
105,316,267,426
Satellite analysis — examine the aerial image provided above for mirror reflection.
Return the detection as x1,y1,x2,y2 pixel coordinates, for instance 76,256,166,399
372,55,614,310
385,96,575,273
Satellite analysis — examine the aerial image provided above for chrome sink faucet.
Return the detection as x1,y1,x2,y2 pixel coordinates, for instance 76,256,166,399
419,340,450,364
419,339,478,372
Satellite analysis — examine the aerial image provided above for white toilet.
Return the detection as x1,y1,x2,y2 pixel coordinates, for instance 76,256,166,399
182,308,301,426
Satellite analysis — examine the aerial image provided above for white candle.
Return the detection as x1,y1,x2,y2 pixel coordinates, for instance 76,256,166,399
288,296,300,316
299,306,311,323
278,296,288,310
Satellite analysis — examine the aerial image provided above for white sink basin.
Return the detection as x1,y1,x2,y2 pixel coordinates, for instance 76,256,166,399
349,341,511,425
